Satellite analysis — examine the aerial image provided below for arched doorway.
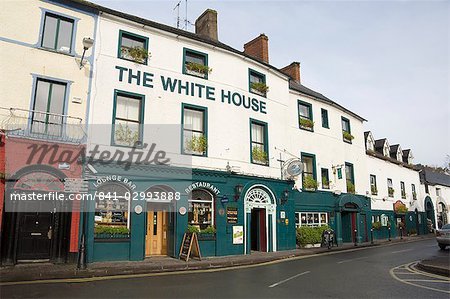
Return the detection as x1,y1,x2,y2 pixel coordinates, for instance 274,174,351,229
337,194,365,244
244,185,277,254
2,165,70,264
424,196,435,233
144,184,178,257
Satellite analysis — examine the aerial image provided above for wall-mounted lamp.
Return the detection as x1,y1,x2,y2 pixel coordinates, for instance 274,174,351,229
80,37,94,68
281,190,289,204
234,184,243,201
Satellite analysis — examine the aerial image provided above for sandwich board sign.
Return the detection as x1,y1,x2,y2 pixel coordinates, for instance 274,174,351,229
179,232,201,262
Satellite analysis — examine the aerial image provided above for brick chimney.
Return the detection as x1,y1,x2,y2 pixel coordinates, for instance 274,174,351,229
244,34,269,64
195,9,218,41
281,62,301,83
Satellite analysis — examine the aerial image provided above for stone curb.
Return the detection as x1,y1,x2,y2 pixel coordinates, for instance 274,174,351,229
416,260,450,278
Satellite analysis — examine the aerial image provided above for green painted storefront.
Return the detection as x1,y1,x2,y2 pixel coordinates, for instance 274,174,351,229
83,163,297,262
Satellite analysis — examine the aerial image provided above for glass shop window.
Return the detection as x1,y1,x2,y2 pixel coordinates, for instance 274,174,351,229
188,189,214,230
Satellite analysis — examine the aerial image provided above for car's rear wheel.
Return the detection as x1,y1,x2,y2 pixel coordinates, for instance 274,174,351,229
439,243,447,250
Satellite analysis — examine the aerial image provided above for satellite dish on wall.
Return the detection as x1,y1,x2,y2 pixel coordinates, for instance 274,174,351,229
283,158,303,179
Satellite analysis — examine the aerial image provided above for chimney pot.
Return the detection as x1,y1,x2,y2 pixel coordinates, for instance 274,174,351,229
243,34,269,64
195,9,218,41
280,62,301,83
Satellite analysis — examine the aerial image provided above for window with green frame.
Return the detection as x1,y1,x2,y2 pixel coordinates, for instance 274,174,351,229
321,108,329,128
370,174,378,195
183,48,209,79
301,153,316,190
321,168,330,189
41,12,74,53
250,119,268,165
345,162,355,193
388,178,394,197
182,104,208,156
412,184,417,200
342,117,354,143
298,101,314,131
118,30,149,64
400,181,406,199
249,69,268,97
31,78,67,136
112,90,144,147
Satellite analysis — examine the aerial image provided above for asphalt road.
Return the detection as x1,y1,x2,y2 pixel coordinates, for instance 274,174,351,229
1,238,449,299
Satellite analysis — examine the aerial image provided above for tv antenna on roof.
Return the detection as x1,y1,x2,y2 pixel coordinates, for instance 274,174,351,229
174,1,181,29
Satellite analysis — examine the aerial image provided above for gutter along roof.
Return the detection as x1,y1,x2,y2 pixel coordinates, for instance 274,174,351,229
64,0,366,122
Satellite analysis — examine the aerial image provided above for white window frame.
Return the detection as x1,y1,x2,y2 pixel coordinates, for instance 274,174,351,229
296,212,328,228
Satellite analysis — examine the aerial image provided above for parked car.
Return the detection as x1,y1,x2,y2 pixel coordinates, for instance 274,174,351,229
436,223,450,250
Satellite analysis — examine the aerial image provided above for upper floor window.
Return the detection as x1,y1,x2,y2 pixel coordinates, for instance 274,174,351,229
250,119,268,165
183,48,210,79
367,136,375,151
298,101,314,131
321,108,329,129
436,188,441,196
383,143,390,157
412,184,417,200
182,104,208,156
112,90,144,147
31,78,67,136
249,69,268,97
341,117,354,143
301,153,316,190
41,13,74,53
387,178,394,197
345,162,355,193
370,174,378,195
118,30,149,64
321,168,330,189
400,181,406,199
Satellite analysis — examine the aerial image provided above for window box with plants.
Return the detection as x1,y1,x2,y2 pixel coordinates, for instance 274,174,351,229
252,147,268,165
371,185,378,196
115,123,140,147
121,46,149,64
185,62,211,78
94,225,130,240
185,135,207,155
303,176,318,191
250,82,269,97
187,225,216,240
342,131,354,143
388,187,395,197
299,118,314,131
346,181,355,194
322,176,330,189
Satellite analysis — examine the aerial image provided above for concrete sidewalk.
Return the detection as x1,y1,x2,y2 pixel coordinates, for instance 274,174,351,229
417,255,450,277
0,235,433,283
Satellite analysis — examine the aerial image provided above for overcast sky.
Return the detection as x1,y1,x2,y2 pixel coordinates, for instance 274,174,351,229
94,0,449,167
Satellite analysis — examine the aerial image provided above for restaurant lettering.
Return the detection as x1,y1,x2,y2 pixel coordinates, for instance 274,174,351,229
116,65,267,114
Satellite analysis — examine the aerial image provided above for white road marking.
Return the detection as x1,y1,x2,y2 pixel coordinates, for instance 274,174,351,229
337,256,368,264
390,249,412,254
405,279,450,283
268,271,310,288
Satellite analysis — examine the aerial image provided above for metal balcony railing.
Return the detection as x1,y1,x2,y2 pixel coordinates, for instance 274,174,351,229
0,107,86,144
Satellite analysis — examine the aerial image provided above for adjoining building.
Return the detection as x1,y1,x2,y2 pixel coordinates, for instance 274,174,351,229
418,166,450,229
0,0,96,265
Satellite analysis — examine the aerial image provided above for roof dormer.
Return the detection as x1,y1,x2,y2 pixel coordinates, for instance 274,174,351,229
374,138,390,156
402,149,413,164
364,131,375,151
390,144,403,161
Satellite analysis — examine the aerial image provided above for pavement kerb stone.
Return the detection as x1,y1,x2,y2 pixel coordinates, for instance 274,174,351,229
416,259,450,278
0,235,435,284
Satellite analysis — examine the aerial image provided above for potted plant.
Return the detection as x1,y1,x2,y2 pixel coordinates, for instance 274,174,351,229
388,187,395,197
299,118,314,130
121,46,149,63
342,131,354,142
198,226,216,240
347,181,355,194
371,185,378,195
187,225,200,234
303,176,318,191
372,221,381,230
185,61,212,77
250,82,269,96
322,176,329,189
185,135,207,154
115,123,139,146
252,147,268,164
94,225,130,239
